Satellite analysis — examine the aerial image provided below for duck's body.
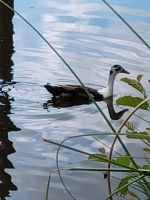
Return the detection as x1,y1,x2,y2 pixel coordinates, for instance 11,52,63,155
44,84,103,107
44,65,129,107
45,84,103,101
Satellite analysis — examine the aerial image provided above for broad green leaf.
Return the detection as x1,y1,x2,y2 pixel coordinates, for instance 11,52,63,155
116,96,149,110
121,77,144,94
116,155,131,167
116,176,131,196
116,174,138,197
127,132,150,140
143,148,150,152
88,154,107,162
142,165,150,169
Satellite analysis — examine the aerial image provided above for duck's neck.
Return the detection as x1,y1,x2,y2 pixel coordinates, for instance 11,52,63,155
107,73,117,96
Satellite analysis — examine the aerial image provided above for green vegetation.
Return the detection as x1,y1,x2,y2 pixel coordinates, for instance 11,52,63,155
2,1,149,199
45,75,150,200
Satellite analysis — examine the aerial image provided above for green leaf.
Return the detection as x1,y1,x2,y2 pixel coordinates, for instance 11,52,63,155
125,121,135,132
116,176,131,196
116,155,131,167
143,148,150,152
116,96,149,110
116,175,138,197
127,132,150,140
121,77,144,94
142,165,150,169
88,154,107,162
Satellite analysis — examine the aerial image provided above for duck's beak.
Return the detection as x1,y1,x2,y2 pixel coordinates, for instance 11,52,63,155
122,68,130,74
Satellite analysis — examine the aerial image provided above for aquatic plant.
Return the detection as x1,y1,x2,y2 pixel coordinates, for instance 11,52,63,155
1,0,150,199
45,88,150,200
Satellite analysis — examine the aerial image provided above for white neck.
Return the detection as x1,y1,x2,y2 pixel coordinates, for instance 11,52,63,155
107,72,117,96
98,72,117,99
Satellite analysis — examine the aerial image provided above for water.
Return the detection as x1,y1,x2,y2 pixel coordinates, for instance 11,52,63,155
0,0,150,199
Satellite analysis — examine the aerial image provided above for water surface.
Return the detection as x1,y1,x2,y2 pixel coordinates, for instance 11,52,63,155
0,0,150,199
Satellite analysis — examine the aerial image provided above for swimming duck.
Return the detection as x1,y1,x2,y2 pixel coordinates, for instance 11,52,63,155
44,65,130,107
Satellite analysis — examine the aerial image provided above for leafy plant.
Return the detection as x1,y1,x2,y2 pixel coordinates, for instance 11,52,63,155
113,75,150,199
116,75,149,110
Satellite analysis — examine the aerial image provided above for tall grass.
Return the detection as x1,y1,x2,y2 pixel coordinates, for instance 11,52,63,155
1,0,150,199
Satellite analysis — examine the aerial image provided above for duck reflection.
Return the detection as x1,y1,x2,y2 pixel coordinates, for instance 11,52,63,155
44,96,128,120
104,96,128,120
0,0,20,198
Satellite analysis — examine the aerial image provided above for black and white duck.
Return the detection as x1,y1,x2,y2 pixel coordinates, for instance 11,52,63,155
44,65,130,107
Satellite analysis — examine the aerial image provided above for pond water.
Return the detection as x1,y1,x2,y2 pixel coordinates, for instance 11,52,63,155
0,0,150,199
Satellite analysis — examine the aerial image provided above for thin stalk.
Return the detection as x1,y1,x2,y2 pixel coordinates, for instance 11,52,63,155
1,0,142,183
107,97,150,198
45,169,69,200
44,130,149,200
2,0,149,198
45,138,140,170
45,173,51,200
105,174,146,200
0,0,115,133
92,135,121,156
111,175,147,196
54,135,150,200
101,0,150,49
69,168,150,173
118,105,150,124
118,97,150,133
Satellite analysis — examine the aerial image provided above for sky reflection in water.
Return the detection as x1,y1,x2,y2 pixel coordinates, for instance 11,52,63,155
2,0,150,199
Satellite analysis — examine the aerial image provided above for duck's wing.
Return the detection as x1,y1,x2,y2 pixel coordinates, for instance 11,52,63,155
44,84,85,95
44,84,68,96
44,84,103,100
45,84,95,94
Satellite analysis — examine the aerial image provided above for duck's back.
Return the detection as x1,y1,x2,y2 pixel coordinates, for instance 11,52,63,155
44,84,103,101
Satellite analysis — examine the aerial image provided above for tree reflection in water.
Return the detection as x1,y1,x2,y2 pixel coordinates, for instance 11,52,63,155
0,0,20,199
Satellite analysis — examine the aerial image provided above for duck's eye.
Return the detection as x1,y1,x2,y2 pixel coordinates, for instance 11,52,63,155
115,66,121,72
110,70,113,75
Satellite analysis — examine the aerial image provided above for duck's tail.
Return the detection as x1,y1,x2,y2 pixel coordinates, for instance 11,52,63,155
44,84,63,96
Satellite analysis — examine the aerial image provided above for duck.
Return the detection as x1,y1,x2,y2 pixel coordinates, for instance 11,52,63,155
44,65,130,107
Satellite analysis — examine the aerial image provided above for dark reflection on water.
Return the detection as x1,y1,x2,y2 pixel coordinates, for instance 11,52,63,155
0,0,20,199
1,0,149,199
44,96,128,120
0,1,14,83
104,96,128,120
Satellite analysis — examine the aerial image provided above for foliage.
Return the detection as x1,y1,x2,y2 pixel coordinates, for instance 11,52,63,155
3,0,149,199
121,76,145,96
114,74,150,199
44,74,150,200
89,75,150,199
116,96,149,110
116,75,149,110
116,175,136,197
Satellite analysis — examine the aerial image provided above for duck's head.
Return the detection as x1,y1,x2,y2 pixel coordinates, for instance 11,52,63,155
110,65,130,76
